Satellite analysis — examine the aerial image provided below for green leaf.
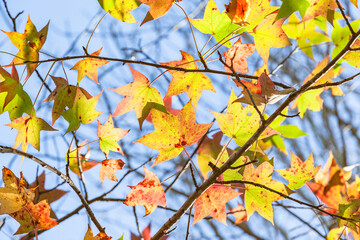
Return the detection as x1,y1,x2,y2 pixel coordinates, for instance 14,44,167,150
276,0,310,21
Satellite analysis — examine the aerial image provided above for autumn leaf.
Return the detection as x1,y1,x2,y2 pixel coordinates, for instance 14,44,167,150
136,101,212,166
66,142,100,177
234,72,295,106
111,66,164,129
225,0,250,25
100,159,125,183
276,152,320,189
6,116,56,154
146,95,180,123
337,199,360,233
224,38,255,73
0,168,34,215
62,88,103,133
97,115,129,157
159,51,216,109
189,0,240,48
243,162,290,224
71,48,110,84
131,224,168,240
139,0,174,26
291,56,343,118
84,225,112,240
210,89,278,148
343,38,360,68
97,0,141,23
193,184,239,225
253,11,291,64
0,65,33,121
1,15,49,79
124,166,166,215
276,0,310,20
301,0,336,23
229,204,247,224
44,76,92,125
10,200,57,234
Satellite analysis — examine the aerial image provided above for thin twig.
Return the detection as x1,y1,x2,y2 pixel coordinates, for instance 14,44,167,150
336,0,355,35
306,72,360,91
1,0,23,32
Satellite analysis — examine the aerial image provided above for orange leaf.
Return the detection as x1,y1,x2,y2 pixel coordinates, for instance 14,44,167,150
225,0,250,25
84,225,112,240
10,200,57,234
229,204,247,224
1,15,49,79
160,51,216,109
224,38,255,73
301,0,336,23
100,159,126,183
193,184,239,225
71,48,110,84
131,224,168,240
146,95,180,123
139,0,174,26
0,167,34,215
136,101,212,165
97,115,129,157
124,166,166,215
111,66,164,129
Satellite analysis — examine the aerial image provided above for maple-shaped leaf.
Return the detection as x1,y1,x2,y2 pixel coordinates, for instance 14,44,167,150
136,101,212,166
225,0,250,25
343,38,360,68
193,184,239,225
70,48,110,84
97,0,141,23
189,0,240,48
243,162,290,224
66,142,101,177
6,116,56,153
1,16,49,79
84,225,112,240
29,171,68,205
283,14,330,59
111,66,164,129
229,204,247,224
131,224,168,240
160,51,216,109
44,76,92,125
10,200,57,234
100,159,125,183
331,19,360,58
253,11,291,64
0,168,34,215
0,66,33,120
210,89,278,148
301,0,336,23
276,152,320,189
327,226,358,240
276,0,310,21
145,95,180,123
97,115,129,157
291,56,343,118
124,166,166,215
224,38,255,73
139,0,174,26
234,72,295,106
62,88,103,133
337,199,360,233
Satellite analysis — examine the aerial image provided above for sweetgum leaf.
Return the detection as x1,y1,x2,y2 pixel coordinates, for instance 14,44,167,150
193,184,239,225
135,101,212,166
139,0,174,26
10,200,57,234
70,47,110,84
229,204,247,224
124,166,166,215
0,167,34,215
190,0,240,48
160,51,216,109
243,162,290,224
97,0,141,23
100,159,125,183
276,152,320,189
301,0,336,23
84,225,112,240
276,0,309,20
111,66,164,130
97,115,129,157
337,199,360,232
1,15,49,79
224,38,255,73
